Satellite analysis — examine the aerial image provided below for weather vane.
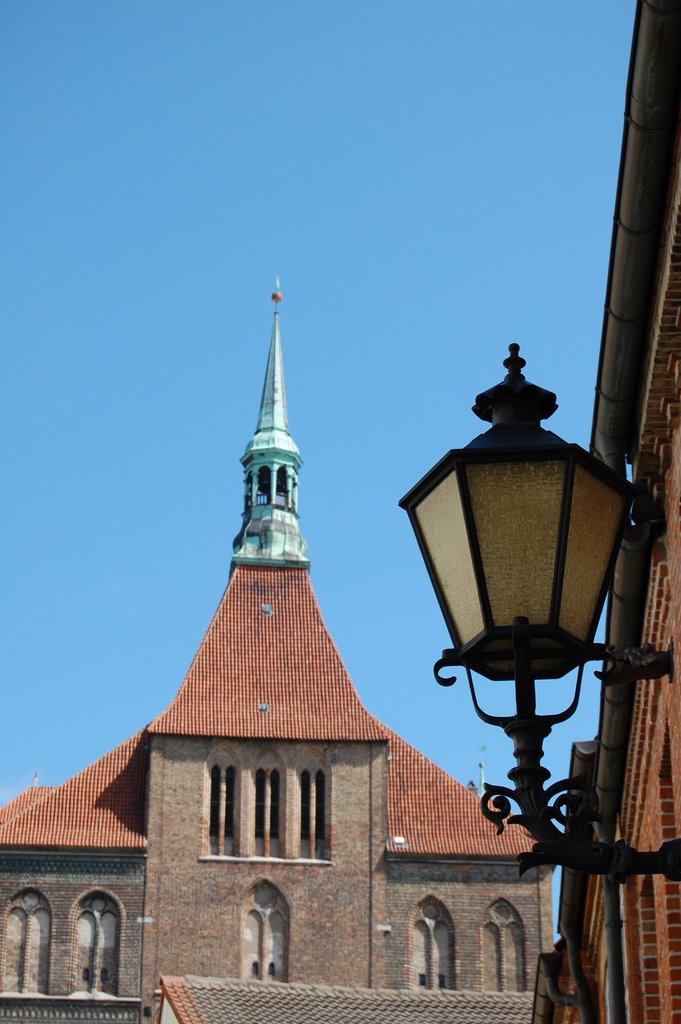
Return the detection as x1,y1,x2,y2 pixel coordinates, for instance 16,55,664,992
272,276,283,306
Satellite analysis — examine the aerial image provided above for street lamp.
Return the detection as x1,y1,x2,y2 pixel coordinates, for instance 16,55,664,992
400,345,676,881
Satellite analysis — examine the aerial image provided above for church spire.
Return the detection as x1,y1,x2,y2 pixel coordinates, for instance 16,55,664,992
232,288,309,568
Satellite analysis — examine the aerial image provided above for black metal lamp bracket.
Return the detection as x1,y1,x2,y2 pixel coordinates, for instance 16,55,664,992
433,619,676,881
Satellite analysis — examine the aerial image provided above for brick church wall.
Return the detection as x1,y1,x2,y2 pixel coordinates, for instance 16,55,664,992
0,851,145,999
384,857,552,991
141,735,388,1008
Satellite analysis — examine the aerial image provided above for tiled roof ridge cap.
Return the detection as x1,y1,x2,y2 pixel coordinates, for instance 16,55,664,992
0,729,148,839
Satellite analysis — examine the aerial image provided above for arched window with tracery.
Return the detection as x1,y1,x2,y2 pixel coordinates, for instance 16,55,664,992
411,899,454,990
300,768,326,858
74,893,119,995
255,768,280,856
241,883,288,982
482,900,525,991
209,763,237,855
4,890,50,994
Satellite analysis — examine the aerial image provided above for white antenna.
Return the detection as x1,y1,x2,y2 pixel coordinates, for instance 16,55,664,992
478,745,487,797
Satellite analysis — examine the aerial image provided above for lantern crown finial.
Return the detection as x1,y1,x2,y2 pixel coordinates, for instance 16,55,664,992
503,342,526,376
472,344,558,426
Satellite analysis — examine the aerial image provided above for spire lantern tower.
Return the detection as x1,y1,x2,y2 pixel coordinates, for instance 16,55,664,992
232,288,309,567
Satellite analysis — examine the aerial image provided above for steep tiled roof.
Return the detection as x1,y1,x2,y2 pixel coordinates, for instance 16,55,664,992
149,565,387,741
386,731,528,858
0,787,52,825
0,565,521,860
0,732,147,848
161,976,534,1024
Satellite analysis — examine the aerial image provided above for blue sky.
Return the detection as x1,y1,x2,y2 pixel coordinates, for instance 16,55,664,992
2,0,633,833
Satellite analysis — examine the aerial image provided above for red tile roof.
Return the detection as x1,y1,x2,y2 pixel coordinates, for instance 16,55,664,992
161,975,534,1024
149,565,387,742
0,565,522,860
0,732,147,848
0,787,52,825
386,731,528,858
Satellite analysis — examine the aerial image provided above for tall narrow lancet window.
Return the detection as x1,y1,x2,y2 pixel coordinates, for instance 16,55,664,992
241,883,288,982
4,891,50,994
275,466,288,507
256,466,271,505
75,894,119,995
482,900,526,991
209,764,237,855
300,771,311,857
315,771,326,858
299,767,327,858
245,472,253,511
254,768,280,857
269,770,280,856
411,900,454,990
482,921,501,990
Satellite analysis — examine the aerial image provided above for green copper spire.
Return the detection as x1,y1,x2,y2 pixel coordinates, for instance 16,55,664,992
255,311,289,435
232,294,309,568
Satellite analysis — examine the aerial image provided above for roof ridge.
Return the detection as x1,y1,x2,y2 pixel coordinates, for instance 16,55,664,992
179,974,533,1000
0,786,54,826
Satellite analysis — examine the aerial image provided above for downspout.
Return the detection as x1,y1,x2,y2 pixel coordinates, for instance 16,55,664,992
590,0,681,474
584,4,681,1020
555,742,598,1024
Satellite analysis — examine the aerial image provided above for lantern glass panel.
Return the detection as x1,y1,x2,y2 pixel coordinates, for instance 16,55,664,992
465,460,565,628
414,468,484,645
559,463,628,641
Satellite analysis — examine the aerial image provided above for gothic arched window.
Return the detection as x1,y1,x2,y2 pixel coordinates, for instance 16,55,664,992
241,883,288,982
209,763,237,855
482,900,525,991
4,890,50,994
300,768,327,859
411,899,454,990
75,894,119,995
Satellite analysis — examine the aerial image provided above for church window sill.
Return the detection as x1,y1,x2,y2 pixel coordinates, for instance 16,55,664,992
199,855,333,866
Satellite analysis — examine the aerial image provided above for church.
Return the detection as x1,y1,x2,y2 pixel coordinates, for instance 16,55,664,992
0,299,551,1023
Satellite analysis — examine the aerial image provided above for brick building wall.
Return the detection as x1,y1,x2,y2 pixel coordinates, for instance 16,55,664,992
385,858,552,991
0,851,145,1020
140,735,389,1007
